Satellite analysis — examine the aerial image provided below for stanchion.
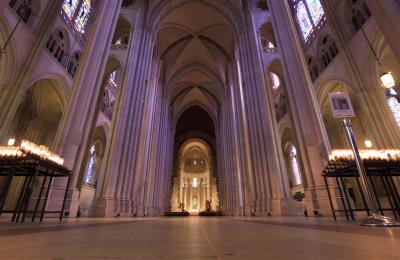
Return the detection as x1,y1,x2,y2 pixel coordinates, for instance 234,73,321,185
342,118,400,227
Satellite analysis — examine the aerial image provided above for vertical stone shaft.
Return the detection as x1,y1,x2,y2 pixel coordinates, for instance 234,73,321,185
268,0,330,214
365,0,400,63
236,10,290,215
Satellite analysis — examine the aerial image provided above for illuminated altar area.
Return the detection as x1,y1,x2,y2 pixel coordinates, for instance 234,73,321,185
170,140,219,213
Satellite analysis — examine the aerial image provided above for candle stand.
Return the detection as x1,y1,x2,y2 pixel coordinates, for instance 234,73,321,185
323,157,400,225
0,149,71,223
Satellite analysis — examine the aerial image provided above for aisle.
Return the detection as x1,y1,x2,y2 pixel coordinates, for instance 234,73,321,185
0,217,399,259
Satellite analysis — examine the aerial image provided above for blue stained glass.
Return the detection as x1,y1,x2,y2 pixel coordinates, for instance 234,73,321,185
296,1,313,39
62,0,79,19
290,146,302,185
306,0,324,24
388,97,400,127
75,0,92,34
84,145,96,185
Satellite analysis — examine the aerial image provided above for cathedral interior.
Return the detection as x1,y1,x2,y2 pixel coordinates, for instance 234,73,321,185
0,0,400,259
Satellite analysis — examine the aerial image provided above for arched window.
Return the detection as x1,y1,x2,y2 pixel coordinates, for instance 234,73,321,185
62,0,79,19
307,56,320,81
307,0,324,24
296,1,313,39
270,72,281,90
109,71,119,86
9,0,33,24
62,0,93,34
84,145,97,186
46,29,68,65
275,92,288,122
67,52,81,77
387,89,400,127
350,0,371,32
318,35,339,69
74,0,92,33
289,146,302,186
291,0,325,41
100,70,119,120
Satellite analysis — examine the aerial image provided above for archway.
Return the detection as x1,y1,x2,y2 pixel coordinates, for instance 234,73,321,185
9,78,65,147
171,106,219,214
78,125,107,217
171,137,219,213
3,78,64,210
154,0,236,215
77,56,122,216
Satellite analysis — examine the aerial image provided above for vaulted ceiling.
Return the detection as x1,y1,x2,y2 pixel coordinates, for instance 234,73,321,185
156,0,236,121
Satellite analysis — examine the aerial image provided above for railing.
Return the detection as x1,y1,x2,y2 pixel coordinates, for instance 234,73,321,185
111,44,128,50
263,47,279,54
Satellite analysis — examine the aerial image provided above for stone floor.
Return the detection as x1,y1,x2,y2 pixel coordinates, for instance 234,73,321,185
0,216,399,259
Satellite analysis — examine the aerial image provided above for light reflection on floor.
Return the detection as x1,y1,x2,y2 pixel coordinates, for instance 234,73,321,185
0,216,399,259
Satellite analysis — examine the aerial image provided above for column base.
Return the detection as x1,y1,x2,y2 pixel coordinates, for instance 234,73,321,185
92,198,117,217
270,197,299,216
145,206,163,217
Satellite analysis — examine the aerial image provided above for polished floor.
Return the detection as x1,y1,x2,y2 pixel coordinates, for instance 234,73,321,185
0,216,399,259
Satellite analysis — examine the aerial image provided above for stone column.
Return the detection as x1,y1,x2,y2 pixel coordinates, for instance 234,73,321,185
207,176,210,202
365,0,400,63
179,174,183,208
229,60,255,216
183,180,187,210
236,9,294,215
189,179,192,211
268,0,331,215
50,0,122,215
92,4,157,216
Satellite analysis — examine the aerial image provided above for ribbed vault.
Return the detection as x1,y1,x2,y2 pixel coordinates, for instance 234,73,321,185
156,0,236,120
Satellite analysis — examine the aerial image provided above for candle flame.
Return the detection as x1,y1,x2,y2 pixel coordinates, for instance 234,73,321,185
0,140,64,166
329,149,400,161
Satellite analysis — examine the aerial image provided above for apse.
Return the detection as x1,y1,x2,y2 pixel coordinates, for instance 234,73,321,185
171,105,219,214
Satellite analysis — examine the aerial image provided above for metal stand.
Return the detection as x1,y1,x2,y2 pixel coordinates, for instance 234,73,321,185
342,118,400,227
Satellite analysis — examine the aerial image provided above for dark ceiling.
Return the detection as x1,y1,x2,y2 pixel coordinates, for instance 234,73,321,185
175,106,215,137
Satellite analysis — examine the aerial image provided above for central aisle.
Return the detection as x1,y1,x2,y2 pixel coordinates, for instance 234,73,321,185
0,217,399,259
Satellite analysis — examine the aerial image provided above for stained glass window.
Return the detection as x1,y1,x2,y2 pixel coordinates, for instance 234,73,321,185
270,72,280,90
268,42,275,48
306,0,324,24
62,0,79,19
387,89,400,127
289,146,302,186
292,0,325,41
296,1,313,39
109,71,118,86
75,0,92,33
84,145,96,185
